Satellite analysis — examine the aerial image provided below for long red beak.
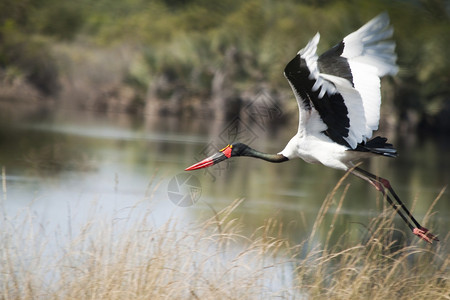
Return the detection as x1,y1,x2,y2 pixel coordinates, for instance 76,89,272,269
185,152,228,171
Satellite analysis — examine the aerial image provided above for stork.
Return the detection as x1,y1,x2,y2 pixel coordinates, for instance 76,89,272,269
185,13,438,243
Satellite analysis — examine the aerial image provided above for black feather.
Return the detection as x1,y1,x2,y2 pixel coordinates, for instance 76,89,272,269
352,136,398,157
318,41,354,86
284,54,351,147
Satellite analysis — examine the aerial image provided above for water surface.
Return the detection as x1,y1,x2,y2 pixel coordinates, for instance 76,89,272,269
0,109,448,248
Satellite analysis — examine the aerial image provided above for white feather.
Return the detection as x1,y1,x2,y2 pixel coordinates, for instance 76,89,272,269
342,13,398,139
349,61,381,137
299,33,337,98
343,12,399,77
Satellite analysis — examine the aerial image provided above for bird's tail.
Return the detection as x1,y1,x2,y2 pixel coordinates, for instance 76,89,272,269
355,136,398,157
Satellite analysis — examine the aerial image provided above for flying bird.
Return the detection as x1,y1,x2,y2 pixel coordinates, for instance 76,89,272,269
185,13,438,243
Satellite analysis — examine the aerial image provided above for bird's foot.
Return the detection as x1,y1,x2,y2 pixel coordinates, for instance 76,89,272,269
413,227,439,244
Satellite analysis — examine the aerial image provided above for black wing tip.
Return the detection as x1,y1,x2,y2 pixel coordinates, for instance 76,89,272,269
354,136,398,157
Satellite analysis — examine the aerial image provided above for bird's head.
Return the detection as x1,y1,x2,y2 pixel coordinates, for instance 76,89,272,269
185,143,250,171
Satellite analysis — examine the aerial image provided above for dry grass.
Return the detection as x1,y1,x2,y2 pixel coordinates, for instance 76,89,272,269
0,174,448,299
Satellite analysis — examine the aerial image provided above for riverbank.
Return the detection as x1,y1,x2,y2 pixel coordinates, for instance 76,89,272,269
1,1,449,132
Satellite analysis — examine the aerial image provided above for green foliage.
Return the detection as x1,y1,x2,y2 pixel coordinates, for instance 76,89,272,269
1,0,449,129
0,18,59,95
0,0,84,95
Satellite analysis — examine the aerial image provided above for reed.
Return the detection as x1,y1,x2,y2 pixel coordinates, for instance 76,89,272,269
0,177,447,299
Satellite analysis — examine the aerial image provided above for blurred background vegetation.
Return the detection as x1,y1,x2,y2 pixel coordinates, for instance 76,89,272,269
1,0,449,132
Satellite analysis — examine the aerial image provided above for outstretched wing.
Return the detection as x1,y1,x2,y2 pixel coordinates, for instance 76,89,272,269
284,13,398,149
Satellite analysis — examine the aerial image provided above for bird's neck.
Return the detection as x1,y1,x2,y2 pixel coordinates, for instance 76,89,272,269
243,147,288,163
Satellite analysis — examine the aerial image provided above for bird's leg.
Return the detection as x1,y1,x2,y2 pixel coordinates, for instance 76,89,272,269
351,169,415,230
351,167,438,243
354,167,421,227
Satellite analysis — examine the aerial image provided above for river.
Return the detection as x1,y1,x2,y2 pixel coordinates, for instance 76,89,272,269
0,107,448,248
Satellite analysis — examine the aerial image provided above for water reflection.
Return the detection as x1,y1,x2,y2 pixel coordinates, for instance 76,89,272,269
0,109,448,249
